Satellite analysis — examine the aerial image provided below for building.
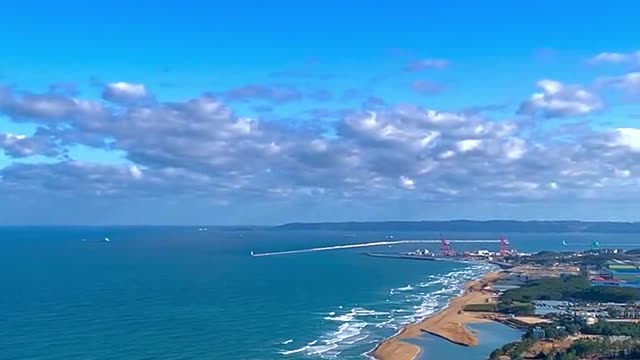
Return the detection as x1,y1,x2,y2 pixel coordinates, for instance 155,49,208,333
532,326,546,340
534,300,572,316
590,263,640,288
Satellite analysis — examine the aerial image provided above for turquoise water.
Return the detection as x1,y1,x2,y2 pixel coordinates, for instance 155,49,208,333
2,228,640,359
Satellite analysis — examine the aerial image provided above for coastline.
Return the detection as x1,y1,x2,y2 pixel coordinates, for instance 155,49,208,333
371,271,503,360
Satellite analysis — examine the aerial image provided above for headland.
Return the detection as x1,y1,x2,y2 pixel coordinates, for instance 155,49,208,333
371,242,640,360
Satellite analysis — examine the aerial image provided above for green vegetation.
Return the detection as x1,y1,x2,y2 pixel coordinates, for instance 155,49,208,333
489,339,534,360
545,339,640,359
497,301,535,315
489,318,581,359
501,275,640,304
488,319,640,360
501,276,589,303
576,286,640,303
537,318,580,338
463,303,497,312
582,322,640,337
521,250,639,269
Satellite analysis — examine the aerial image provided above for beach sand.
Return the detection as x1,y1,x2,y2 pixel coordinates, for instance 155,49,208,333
371,272,503,360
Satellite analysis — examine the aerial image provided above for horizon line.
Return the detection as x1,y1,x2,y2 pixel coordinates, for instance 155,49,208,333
1,219,640,227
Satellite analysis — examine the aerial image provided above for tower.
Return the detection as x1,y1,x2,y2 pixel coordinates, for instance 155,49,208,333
440,235,455,256
499,236,511,256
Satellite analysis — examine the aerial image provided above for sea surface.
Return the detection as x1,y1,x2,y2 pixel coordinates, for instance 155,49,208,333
2,227,640,360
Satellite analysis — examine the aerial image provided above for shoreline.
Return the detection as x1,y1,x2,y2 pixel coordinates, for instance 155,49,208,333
370,271,503,360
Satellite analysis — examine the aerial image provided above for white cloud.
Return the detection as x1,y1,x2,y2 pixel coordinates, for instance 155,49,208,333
0,132,62,157
3,82,640,213
102,82,150,104
597,72,640,99
399,176,416,190
590,51,640,65
613,128,640,150
518,79,604,118
457,139,482,152
129,165,143,180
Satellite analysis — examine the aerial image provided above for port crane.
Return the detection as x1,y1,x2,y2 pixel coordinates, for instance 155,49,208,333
499,236,512,256
439,235,456,256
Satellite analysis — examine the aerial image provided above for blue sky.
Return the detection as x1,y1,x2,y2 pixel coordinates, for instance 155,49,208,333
2,1,640,224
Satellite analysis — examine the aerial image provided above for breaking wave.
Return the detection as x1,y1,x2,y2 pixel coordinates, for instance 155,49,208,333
279,262,498,358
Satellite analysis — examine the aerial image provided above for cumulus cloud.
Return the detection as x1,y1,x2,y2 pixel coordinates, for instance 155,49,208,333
399,176,416,190
404,58,449,72
102,82,151,104
0,86,108,124
612,128,640,151
517,80,604,118
597,72,640,100
0,132,62,157
589,51,640,65
2,82,640,222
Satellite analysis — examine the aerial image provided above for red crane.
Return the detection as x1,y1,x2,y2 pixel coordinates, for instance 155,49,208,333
499,236,511,257
440,235,455,256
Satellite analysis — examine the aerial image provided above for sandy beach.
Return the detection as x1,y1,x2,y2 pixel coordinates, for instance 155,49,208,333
371,271,503,360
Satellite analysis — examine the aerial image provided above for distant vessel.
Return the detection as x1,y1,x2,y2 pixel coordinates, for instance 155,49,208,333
82,237,110,243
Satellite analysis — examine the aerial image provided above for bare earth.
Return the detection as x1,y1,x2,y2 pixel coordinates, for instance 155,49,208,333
513,316,551,325
371,272,503,360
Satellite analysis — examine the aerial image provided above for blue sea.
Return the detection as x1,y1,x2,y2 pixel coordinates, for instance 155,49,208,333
2,227,640,360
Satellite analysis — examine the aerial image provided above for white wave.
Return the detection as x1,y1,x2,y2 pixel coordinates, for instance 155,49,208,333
280,342,339,358
353,308,389,316
307,344,339,355
291,263,500,358
326,322,368,344
281,339,293,345
344,334,370,345
404,294,423,301
280,347,307,355
395,285,413,291
374,318,394,328
325,307,389,322
324,314,354,322
432,285,459,295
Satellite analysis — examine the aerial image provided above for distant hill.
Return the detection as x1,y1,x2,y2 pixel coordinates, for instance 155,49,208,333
275,220,640,233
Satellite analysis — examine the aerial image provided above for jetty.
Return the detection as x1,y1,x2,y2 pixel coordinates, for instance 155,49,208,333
251,238,500,257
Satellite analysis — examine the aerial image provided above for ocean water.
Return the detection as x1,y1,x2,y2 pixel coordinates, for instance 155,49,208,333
2,227,640,360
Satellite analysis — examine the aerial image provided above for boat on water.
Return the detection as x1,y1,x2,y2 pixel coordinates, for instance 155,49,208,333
81,237,110,243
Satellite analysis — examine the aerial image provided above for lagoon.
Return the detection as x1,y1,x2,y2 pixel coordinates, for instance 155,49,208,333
412,322,524,360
